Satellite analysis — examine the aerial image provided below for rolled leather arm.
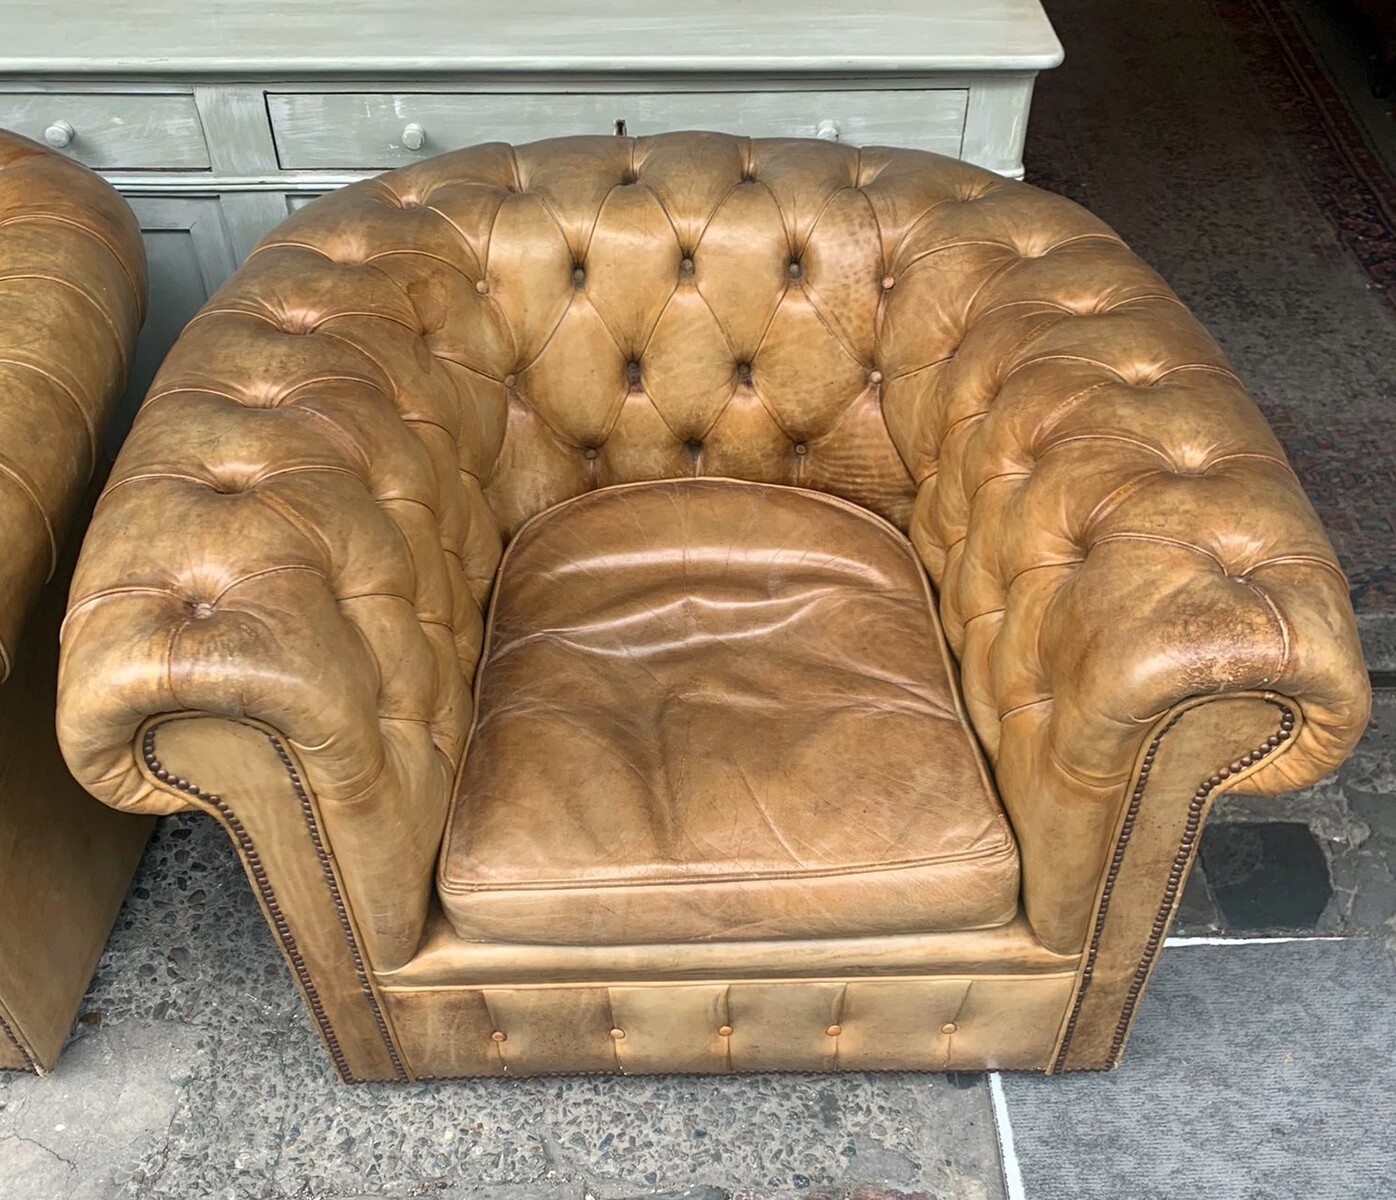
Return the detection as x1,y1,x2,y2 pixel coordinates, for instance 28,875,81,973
0,132,144,678
56,226,505,963
878,180,1371,952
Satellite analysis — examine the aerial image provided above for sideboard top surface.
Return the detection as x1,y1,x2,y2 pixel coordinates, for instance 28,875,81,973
0,0,1063,76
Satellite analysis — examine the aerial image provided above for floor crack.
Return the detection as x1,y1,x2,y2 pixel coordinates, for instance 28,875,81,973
1,1131,79,1172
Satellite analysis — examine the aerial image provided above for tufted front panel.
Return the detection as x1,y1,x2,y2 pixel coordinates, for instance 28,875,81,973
0,130,144,679
382,972,1078,1078
58,133,1369,968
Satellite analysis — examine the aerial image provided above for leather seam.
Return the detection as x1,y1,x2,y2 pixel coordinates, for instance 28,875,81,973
0,208,144,316
1050,700,1294,1072
439,835,1018,894
379,969,1082,995
140,722,409,1083
1103,702,1295,1064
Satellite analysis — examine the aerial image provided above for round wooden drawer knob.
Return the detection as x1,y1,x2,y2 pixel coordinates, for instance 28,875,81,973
401,122,427,152
815,119,841,143
44,120,75,149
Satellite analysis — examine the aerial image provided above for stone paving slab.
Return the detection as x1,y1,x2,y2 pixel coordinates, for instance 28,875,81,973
1000,938,1396,1200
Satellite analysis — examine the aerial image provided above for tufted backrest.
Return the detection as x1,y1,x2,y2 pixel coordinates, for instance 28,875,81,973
61,134,1367,963
0,130,145,681
248,134,937,537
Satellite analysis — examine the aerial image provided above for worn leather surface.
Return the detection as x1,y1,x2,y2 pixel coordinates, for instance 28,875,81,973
384,972,1078,1078
57,134,1370,1052
386,911,1077,988
441,478,1017,944
0,537,153,1073
1052,694,1294,1071
0,130,149,1072
0,131,144,679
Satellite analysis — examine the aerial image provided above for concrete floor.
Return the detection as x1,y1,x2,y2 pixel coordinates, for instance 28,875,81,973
0,810,1007,1199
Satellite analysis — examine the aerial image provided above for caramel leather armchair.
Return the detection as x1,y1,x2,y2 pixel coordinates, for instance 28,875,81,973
57,134,1369,1081
0,130,150,1073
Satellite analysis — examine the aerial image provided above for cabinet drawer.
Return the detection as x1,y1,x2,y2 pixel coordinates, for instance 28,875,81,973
268,89,967,170
0,93,209,170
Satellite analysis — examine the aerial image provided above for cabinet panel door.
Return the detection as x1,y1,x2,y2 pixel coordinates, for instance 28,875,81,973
117,196,238,447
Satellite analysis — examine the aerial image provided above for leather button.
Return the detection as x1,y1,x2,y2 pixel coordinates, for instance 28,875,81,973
736,362,753,383
475,279,489,294
793,442,808,456
503,374,517,389
490,1030,507,1042
869,369,884,384
609,1027,626,1040
881,275,896,290
584,447,599,460
684,438,704,454
941,1022,957,1035
572,266,586,286
717,1025,733,1037
788,260,803,279
680,256,695,274
626,360,642,383
825,1024,842,1037
187,601,215,620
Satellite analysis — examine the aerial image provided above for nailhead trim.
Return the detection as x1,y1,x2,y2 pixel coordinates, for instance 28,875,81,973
1052,701,1294,1072
137,703,1291,1081
0,1010,36,1073
142,724,408,1083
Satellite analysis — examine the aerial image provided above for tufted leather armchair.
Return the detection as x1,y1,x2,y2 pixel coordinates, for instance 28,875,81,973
57,134,1369,1080
0,130,150,1073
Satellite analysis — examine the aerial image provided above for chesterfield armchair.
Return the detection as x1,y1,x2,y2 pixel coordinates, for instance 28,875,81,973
0,130,150,1073
57,134,1369,1081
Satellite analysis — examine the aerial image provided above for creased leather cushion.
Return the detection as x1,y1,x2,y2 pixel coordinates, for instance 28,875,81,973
438,478,1019,945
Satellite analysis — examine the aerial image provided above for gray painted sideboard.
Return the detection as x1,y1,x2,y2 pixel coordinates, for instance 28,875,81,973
0,0,1062,427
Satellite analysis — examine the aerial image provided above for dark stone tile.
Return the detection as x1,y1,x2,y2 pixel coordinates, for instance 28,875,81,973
1200,821,1333,931
1175,862,1222,933
1212,692,1395,935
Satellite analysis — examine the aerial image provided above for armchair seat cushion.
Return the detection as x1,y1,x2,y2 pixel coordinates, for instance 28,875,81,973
438,478,1019,945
